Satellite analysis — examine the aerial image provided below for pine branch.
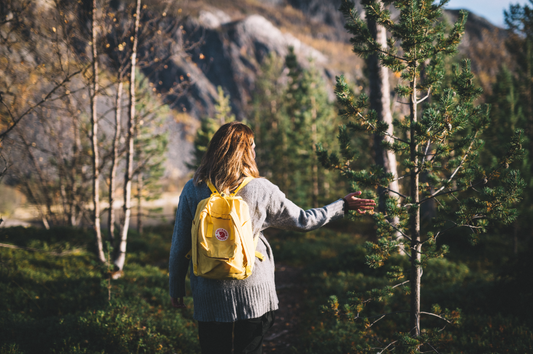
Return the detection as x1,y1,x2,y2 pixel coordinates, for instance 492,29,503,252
419,134,477,204
366,310,410,328
380,217,412,241
356,112,409,144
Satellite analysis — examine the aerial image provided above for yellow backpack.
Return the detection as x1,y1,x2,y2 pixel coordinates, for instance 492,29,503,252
188,177,263,280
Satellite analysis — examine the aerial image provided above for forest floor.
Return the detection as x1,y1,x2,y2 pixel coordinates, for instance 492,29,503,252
263,263,303,353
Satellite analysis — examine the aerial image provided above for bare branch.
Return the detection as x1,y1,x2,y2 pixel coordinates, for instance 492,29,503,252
378,340,399,354
0,150,10,180
0,69,83,140
427,342,441,353
420,311,453,324
416,88,431,105
392,280,410,289
379,186,409,199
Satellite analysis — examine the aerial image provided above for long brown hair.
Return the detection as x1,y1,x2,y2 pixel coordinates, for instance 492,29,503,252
193,122,259,193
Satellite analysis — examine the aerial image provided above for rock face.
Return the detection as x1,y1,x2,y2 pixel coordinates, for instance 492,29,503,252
151,2,507,178
160,11,328,122
110,1,506,177
146,7,337,176
158,2,505,122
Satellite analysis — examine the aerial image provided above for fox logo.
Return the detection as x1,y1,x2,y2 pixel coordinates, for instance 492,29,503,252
215,228,229,241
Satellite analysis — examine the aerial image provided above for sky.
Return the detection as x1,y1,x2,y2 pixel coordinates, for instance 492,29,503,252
445,0,531,27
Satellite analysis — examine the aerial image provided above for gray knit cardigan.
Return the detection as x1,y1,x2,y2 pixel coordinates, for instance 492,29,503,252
168,177,345,322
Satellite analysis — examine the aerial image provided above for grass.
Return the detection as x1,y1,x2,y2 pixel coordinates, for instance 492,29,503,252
1,220,532,353
0,226,199,354
268,220,533,353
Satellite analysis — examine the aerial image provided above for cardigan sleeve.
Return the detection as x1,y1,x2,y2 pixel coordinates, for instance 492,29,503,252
169,181,194,298
261,180,345,232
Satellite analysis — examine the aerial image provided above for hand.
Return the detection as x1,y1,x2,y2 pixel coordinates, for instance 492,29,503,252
343,191,376,214
171,297,186,309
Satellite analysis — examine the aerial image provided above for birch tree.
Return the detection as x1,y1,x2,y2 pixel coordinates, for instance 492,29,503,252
90,0,106,263
113,0,141,272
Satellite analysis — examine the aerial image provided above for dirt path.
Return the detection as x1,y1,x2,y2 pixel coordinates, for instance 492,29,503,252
263,263,304,353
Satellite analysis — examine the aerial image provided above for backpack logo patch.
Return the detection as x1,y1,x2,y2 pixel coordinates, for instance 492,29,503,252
215,228,229,241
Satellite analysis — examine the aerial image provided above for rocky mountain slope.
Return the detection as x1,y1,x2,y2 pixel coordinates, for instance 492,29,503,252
150,0,510,176
165,0,508,120
2,0,511,180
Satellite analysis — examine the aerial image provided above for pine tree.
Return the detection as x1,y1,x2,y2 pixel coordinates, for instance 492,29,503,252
251,50,340,209
132,73,169,235
485,66,531,253
249,54,289,189
318,0,525,350
284,47,338,208
497,2,533,248
187,86,235,171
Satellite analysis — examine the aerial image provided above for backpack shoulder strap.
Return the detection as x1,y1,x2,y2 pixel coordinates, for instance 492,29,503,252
231,176,254,196
206,180,218,195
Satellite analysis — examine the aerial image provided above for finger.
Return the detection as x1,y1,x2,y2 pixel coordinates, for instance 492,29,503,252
347,192,362,198
348,198,375,204
349,202,375,207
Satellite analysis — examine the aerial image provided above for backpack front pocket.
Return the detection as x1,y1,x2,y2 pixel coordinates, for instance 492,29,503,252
202,216,237,259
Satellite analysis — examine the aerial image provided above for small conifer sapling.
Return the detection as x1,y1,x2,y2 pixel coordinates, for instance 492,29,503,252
317,0,525,350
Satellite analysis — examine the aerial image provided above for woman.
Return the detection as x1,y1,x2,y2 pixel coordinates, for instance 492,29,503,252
169,122,375,354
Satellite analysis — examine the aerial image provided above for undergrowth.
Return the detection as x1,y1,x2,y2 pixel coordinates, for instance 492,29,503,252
0,226,198,354
268,221,533,353
1,221,532,353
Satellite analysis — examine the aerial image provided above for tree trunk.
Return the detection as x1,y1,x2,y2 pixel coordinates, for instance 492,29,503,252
67,95,82,226
108,78,123,241
90,0,106,263
513,221,519,255
20,180,50,230
311,96,319,208
367,3,399,210
367,3,401,252
114,0,141,272
137,173,143,235
409,67,422,338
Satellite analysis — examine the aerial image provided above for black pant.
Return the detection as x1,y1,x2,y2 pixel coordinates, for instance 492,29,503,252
198,311,275,354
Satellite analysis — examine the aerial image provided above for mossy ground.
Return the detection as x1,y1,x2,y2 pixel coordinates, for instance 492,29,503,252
1,221,532,353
